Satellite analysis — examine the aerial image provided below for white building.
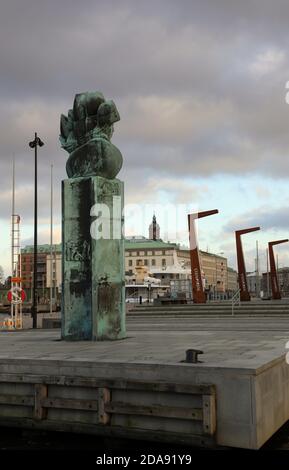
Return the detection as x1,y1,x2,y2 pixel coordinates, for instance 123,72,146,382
46,252,62,291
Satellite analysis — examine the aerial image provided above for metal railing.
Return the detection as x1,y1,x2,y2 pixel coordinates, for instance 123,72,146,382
231,288,241,316
125,289,144,303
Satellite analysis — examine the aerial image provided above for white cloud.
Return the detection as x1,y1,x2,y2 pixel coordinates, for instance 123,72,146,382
249,48,285,78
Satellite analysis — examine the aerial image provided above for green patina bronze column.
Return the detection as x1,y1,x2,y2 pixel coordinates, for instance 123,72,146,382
60,92,126,340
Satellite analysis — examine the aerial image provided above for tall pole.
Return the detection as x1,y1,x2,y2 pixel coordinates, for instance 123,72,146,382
266,247,269,298
29,133,44,329
50,164,53,315
11,157,15,322
256,240,260,298
214,256,217,299
30,271,33,302
33,134,37,328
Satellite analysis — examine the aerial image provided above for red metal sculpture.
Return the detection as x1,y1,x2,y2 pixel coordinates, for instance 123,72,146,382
235,227,260,301
268,239,288,300
188,210,219,303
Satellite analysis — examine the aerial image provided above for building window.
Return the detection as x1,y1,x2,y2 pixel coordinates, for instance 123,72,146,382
136,259,142,266
152,259,156,266
144,260,148,266
162,259,166,267
129,260,133,267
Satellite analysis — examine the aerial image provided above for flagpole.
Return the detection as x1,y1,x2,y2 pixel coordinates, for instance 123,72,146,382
11,157,15,323
50,164,53,315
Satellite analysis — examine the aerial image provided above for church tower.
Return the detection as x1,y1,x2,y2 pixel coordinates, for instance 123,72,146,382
149,215,160,240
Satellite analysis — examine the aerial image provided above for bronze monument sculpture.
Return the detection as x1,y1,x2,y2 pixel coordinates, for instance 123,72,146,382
60,91,126,340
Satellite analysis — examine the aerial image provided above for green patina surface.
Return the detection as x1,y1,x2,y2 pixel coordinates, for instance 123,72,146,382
125,240,178,250
22,244,62,254
62,176,125,341
60,91,122,180
61,92,125,341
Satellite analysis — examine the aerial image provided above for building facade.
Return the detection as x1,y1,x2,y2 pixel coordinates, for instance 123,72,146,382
261,268,289,297
46,253,62,291
124,236,236,293
227,267,238,293
21,244,61,301
20,217,238,302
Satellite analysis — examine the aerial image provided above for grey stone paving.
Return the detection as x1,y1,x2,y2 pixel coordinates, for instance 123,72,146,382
0,315,288,370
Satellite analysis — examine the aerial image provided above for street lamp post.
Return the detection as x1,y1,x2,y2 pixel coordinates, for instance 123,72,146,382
30,271,33,303
29,133,44,329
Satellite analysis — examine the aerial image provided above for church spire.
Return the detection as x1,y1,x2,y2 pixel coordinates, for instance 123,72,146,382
149,214,160,240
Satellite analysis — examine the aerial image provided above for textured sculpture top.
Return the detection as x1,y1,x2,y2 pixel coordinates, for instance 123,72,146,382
60,91,123,179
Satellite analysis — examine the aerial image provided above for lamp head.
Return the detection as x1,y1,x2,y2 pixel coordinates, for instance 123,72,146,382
29,136,44,148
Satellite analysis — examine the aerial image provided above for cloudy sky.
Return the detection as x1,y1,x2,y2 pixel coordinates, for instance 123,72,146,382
1,0,289,275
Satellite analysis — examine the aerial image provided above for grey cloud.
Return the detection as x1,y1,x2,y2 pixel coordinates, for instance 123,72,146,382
0,0,289,245
224,206,289,233
0,0,289,180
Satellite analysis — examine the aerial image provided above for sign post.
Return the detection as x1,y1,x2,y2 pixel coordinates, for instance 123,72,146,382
7,287,26,305
7,287,25,328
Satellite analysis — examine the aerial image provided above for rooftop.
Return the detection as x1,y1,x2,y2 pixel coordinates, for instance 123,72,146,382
22,244,62,254
199,250,226,260
125,239,178,250
21,240,229,262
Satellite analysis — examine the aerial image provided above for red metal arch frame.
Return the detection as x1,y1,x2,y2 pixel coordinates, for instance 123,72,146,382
235,227,260,301
268,239,289,300
188,210,219,303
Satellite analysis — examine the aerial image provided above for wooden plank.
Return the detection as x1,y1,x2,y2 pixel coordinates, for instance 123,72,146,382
0,416,216,447
105,401,203,420
0,373,215,395
0,394,34,407
108,380,214,395
203,394,216,435
98,387,111,424
41,397,98,411
34,384,48,420
0,374,65,386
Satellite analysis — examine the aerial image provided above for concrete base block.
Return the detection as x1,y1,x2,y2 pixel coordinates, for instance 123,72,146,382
62,176,125,341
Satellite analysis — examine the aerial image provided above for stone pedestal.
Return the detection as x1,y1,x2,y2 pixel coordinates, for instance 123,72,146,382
62,176,125,341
